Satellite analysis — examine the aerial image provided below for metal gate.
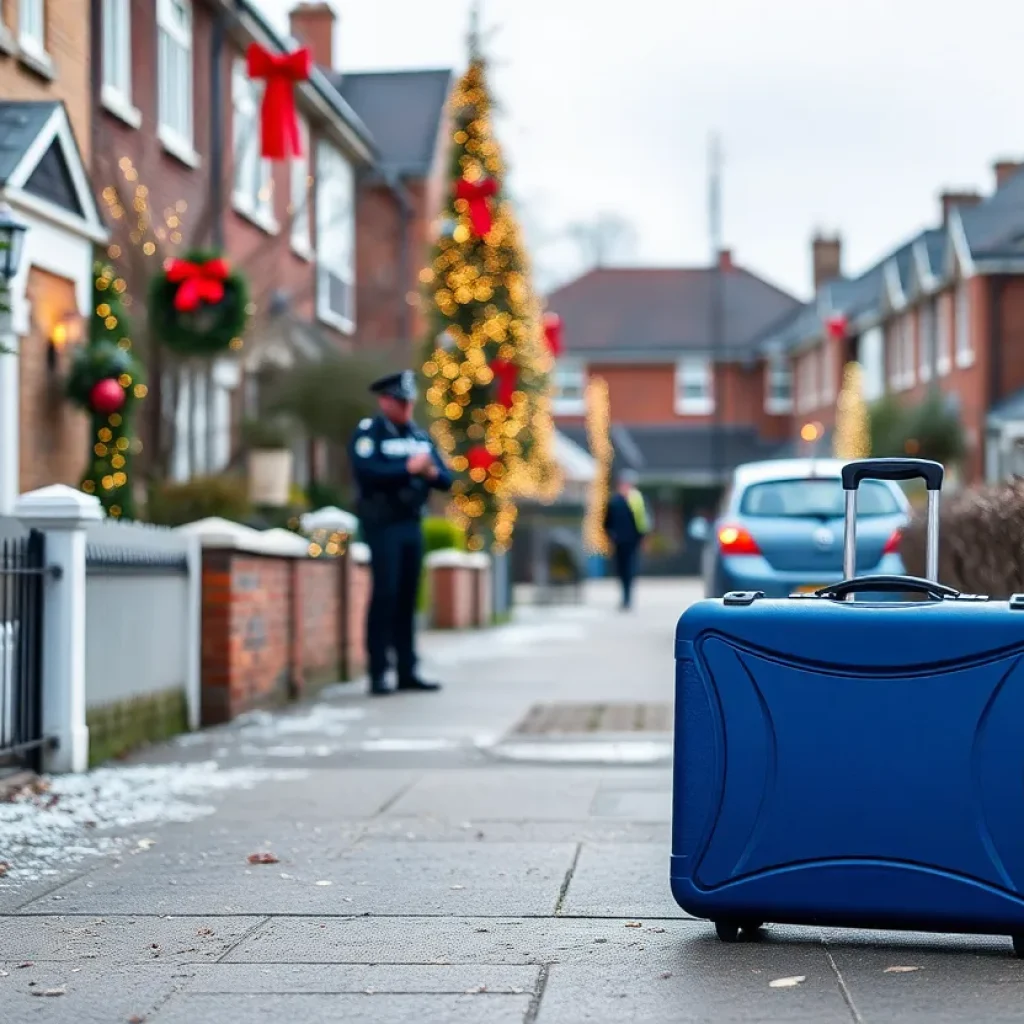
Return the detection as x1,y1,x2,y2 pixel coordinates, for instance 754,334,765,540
0,525,46,773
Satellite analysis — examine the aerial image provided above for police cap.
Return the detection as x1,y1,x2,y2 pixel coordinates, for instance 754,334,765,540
370,370,418,402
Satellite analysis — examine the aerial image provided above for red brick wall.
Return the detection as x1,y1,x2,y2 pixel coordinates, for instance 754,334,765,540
299,559,341,684
199,548,368,726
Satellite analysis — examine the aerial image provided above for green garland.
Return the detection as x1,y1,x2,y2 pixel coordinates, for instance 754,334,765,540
66,264,146,519
148,248,250,356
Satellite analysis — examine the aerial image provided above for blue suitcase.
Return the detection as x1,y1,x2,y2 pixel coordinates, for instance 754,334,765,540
671,457,1024,955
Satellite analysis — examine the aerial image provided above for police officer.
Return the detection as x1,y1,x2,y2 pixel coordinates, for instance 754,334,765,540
349,371,453,696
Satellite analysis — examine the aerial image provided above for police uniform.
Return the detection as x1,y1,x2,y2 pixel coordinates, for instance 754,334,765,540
350,371,453,695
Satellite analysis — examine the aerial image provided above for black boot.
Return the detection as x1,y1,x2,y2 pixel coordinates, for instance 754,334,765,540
396,676,442,692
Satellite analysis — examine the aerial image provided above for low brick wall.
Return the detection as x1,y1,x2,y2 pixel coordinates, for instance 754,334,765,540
426,550,493,630
185,520,369,727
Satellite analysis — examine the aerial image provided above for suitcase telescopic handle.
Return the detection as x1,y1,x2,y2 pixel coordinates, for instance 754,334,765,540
815,575,958,602
841,458,942,596
841,458,944,492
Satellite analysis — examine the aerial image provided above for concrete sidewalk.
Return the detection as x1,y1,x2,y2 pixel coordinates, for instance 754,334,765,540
1,579,1023,1023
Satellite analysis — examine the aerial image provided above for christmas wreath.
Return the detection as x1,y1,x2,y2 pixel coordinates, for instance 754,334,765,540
148,249,250,356
66,339,143,417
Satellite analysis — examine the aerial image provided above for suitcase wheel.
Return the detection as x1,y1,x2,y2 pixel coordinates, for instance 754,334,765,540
714,919,764,943
1013,934,1024,959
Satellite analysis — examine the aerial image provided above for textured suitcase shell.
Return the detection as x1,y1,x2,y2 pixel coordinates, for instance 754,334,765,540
671,594,1024,941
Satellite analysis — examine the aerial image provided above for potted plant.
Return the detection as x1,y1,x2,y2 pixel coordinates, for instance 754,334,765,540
243,418,293,508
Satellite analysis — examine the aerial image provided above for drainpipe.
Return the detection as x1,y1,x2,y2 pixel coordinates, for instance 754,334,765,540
384,172,415,345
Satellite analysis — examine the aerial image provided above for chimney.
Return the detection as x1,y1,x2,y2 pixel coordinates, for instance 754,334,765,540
940,190,982,225
718,249,733,272
289,2,336,70
994,159,1023,189
812,234,842,292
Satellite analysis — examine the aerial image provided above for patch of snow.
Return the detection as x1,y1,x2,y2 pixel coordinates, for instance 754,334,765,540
231,704,364,740
0,761,306,884
487,740,672,765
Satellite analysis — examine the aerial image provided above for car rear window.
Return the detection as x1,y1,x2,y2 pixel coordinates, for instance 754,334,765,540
739,478,900,518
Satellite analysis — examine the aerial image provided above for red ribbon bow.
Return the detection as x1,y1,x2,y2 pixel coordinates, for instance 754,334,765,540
165,257,231,312
489,358,518,408
455,176,498,237
246,43,312,161
542,312,563,356
825,314,848,341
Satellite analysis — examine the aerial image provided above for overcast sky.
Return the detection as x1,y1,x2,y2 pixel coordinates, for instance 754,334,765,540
261,0,1024,300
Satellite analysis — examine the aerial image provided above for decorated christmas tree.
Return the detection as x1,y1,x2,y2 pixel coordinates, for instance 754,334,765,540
420,55,558,550
833,361,870,460
583,376,613,556
65,264,146,518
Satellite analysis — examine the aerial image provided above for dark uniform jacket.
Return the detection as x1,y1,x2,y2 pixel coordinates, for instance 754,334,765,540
604,492,646,548
349,415,453,527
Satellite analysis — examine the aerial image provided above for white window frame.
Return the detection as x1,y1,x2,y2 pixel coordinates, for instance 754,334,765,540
937,293,951,376
822,338,836,404
552,358,586,415
889,317,912,392
289,116,312,258
232,59,276,232
100,0,140,128
955,279,973,368
675,356,714,416
18,0,45,59
918,300,934,382
315,140,356,333
797,347,820,413
157,0,195,163
764,354,792,414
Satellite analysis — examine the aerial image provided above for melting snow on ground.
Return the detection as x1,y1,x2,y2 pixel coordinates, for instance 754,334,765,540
0,761,307,885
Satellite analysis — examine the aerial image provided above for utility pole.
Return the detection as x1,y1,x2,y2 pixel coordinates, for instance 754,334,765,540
708,133,724,491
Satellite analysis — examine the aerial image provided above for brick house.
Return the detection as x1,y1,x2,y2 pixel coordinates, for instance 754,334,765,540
548,257,801,571
90,0,377,490
0,0,108,512
761,160,1024,487
334,69,452,355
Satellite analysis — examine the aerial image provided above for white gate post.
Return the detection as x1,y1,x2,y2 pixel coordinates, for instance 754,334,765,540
15,484,102,773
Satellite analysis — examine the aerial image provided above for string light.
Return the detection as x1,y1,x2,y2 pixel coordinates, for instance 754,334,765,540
834,361,870,459
420,57,560,548
583,377,613,555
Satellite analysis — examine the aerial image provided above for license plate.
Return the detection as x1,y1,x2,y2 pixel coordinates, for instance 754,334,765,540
794,584,824,594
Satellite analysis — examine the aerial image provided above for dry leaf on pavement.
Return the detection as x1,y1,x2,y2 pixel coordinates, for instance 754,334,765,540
769,976,806,988
247,853,279,865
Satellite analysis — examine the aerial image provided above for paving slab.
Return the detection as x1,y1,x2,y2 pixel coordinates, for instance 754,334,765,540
823,928,1024,1023
0,914,261,963
357,816,668,844
0,962,194,1024
21,842,578,917
151,991,533,1024
181,962,540,994
225,915,704,966
561,843,690,919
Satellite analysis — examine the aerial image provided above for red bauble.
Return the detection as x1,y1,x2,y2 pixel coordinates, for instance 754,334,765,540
466,446,498,473
826,314,848,341
543,312,564,356
89,378,126,415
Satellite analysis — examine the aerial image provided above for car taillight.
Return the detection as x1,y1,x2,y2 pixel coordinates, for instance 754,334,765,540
717,525,761,555
882,528,902,555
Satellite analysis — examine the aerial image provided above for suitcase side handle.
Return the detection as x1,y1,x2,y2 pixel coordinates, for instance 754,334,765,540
814,575,959,602
841,458,944,491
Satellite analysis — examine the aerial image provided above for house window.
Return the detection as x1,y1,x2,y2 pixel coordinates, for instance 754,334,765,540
675,357,713,415
796,348,819,413
889,316,914,392
860,326,884,401
919,300,935,382
18,0,45,56
552,359,586,415
101,0,131,104
289,117,312,256
955,281,973,367
316,140,356,331
937,294,951,376
765,355,792,414
822,339,836,404
232,59,274,228
157,0,193,149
